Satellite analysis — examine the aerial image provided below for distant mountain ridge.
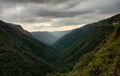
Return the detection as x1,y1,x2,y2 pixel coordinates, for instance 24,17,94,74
50,31,71,39
31,31,71,46
31,31,57,46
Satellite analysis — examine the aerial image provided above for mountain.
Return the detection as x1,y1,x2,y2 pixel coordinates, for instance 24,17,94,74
61,14,120,64
52,14,120,52
50,31,71,39
47,14,120,76
31,31,71,46
31,31,57,46
52,25,98,51
0,20,57,76
1,14,120,76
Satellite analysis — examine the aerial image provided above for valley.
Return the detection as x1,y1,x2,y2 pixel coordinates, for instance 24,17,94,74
0,14,120,76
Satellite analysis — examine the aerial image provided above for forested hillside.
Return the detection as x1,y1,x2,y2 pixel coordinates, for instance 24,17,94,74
0,20,57,76
47,14,120,76
53,14,120,52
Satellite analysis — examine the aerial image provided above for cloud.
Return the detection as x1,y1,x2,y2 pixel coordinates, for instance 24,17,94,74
0,0,86,4
0,0,120,31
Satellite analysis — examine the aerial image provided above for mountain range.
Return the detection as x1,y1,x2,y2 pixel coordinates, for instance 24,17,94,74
50,31,71,39
31,31,57,46
0,14,120,76
31,31,70,46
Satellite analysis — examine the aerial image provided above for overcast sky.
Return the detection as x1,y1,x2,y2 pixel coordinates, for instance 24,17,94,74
0,0,120,31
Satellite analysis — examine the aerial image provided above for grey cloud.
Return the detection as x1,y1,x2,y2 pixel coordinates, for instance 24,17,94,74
31,25,48,29
11,0,120,18
51,18,85,27
0,0,76,4
20,17,52,23
33,9,93,18
0,0,120,31
99,2,120,14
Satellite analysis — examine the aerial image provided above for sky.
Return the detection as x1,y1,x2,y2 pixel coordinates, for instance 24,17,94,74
0,0,120,32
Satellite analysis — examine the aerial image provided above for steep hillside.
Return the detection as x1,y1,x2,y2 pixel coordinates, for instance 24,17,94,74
52,26,96,51
49,23,120,76
0,20,57,76
61,14,120,66
48,38,120,76
66,37,120,76
61,23,113,65
53,14,120,52
47,14,120,76
31,31,57,46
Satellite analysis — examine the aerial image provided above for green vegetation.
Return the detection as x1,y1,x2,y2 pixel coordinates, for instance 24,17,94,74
0,20,57,76
65,38,120,76
60,24,113,65
47,14,120,76
114,24,120,37
0,14,120,76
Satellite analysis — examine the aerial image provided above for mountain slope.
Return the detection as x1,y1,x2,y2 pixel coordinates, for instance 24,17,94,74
53,14,120,51
0,20,57,76
60,14,120,66
31,31,57,46
52,24,101,51
66,37,120,76
58,23,120,76
46,14,120,76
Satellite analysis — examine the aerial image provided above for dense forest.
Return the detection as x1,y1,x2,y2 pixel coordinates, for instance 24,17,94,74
0,14,120,76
